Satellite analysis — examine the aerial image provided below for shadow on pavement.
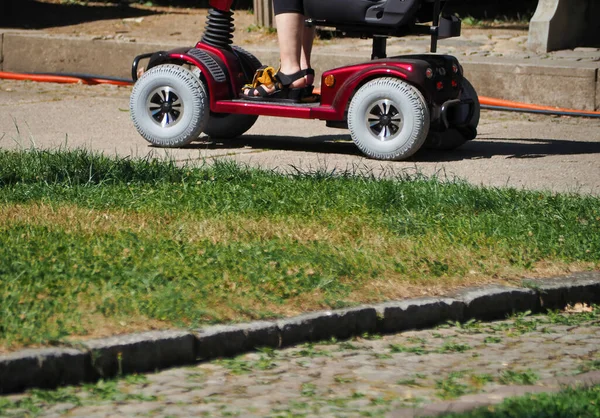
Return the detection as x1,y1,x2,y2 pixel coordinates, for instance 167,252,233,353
0,0,159,29
420,138,600,161
188,135,364,157
187,135,600,162
0,0,256,29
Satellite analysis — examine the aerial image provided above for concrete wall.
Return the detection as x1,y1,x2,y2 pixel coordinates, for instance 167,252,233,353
528,0,600,53
0,32,181,78
1,31,598,110
461,59,599,111
597,71,600,111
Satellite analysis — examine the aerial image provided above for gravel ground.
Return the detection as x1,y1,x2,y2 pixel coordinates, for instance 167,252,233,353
1,309,599,417
1,5,599,417
2,4,599,195
7,3,599,64
2,79,600,195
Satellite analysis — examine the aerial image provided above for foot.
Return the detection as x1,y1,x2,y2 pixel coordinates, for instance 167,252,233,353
242,67,314,99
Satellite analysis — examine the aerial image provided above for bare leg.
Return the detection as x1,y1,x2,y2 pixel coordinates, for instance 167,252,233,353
301,25,315,86
276,12,304,85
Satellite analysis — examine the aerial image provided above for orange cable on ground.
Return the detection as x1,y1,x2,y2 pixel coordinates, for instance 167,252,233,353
88,78,133,86
1,71,598,117
0,71,133,86
315,87,599,117
479,96,600,117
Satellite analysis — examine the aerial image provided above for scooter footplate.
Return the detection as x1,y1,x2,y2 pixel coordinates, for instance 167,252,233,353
230,99,321,108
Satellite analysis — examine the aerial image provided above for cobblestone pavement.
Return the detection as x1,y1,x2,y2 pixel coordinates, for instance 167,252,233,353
318,29,600,64
34,9,600,64
1,308,599,417
405,32,595,61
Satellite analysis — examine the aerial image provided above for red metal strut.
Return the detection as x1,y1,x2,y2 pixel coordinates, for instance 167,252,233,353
209,0,234,12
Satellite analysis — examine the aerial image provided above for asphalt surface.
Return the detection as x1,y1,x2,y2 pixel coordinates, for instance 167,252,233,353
1,7,599,193
1,309,599,417
1,7,600,417
1,78,599,195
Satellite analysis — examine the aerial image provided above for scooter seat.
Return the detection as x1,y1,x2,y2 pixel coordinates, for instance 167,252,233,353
304,0,448,37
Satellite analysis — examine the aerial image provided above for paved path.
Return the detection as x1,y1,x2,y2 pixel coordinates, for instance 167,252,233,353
315,28,600,64
1,8,600,195
13,7,600,65
1,309,599,417
1,79,600,195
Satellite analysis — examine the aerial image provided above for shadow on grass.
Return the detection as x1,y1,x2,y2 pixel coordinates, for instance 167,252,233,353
184,135,600,162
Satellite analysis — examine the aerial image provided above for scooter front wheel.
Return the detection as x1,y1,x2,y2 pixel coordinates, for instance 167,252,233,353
348,77,430,161
130,64,209,147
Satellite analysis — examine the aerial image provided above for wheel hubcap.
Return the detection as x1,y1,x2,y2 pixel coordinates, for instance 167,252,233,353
365,99,403,141
147,86,183,128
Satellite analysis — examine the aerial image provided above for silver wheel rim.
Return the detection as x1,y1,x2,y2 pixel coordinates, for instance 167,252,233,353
146,86,184,128
365,99,404,141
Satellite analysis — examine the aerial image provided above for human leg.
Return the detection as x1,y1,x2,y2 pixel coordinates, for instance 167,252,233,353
241,0,315,100
301,24,315,86
274,12,304,88
274,0,314,80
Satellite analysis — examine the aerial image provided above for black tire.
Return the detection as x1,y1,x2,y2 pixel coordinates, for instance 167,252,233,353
204,113,258,139
190,66,259,140
232,45,263,79
130,64,209,147
424,78,480,151
347,77,430,161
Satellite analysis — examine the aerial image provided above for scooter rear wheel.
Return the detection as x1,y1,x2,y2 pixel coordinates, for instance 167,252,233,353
130,64,209,147
424,78,480,150
348,77,430,161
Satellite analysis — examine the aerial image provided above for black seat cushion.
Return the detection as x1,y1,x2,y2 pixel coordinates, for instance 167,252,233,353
304,0,421,29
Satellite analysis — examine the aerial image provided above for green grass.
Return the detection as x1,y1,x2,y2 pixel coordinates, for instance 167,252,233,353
498,369,539,386
460,12,533,29
0,148,599,350
579,360,600,374
436,372,476,400
441,385,600,418
0,376,157,417
388,340,472,356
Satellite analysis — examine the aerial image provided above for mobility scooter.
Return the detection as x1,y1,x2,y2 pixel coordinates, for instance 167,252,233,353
129,0,480,160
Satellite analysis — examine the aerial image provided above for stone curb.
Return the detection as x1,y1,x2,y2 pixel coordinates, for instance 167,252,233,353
451,286,539,321
375,297,463,334
0,32,598,110
388,370,600,417
1,271,598,395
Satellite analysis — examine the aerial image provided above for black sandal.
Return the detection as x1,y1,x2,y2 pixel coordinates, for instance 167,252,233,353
241,67,317,103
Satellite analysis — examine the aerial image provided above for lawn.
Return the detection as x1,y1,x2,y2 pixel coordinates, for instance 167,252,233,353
0,148,598,351
441,385,600,418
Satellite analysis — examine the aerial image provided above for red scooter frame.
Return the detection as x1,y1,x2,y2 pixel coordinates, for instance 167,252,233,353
130,0,479,160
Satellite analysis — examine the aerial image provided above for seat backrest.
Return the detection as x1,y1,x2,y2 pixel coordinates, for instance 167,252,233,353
304,0,422,33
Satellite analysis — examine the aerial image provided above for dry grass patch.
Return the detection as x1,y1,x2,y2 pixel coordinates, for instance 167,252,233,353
1,150,598,351
0,202,380,246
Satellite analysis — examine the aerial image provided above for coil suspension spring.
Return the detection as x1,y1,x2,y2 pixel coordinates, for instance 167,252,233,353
201,8,235,49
